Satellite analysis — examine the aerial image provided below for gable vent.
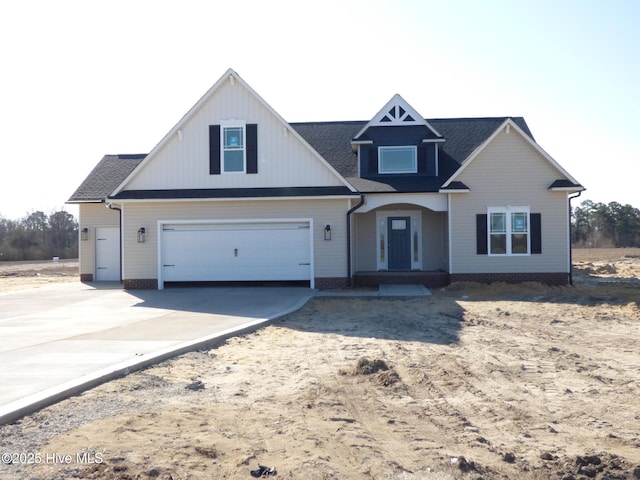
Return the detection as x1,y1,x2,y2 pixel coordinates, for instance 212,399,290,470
370,96,434,130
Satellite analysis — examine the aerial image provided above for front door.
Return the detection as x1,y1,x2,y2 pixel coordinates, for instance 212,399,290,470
387,217,411,270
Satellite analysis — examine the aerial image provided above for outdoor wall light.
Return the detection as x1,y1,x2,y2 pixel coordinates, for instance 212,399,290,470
137,227,146,243
81,228,89,241
324,224,332,241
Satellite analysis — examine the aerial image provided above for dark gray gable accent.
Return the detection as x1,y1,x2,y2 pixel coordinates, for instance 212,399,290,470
476,214,488,255
209,125,221,175
531,213,542,254
548,179,583,190
246,123,258,174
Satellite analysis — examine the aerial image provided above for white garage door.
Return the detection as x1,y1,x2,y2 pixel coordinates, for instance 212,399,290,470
160,221,312,286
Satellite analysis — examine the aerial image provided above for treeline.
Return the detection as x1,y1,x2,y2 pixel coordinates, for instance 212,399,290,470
0,210,78,261
572,200,640,248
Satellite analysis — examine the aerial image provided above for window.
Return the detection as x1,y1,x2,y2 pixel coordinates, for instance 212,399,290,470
222,125,245,173
488,207,530,255
378,146,417,174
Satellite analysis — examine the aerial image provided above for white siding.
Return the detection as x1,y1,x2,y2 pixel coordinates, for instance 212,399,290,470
120,199,348,281
449,128,571,274
125,79,344,191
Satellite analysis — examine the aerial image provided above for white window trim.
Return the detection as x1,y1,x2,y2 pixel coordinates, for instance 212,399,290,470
220,121,246,174
487,206,531,256
378,146,417,174
375,210,422,270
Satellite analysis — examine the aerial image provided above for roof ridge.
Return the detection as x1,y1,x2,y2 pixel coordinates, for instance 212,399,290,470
290,116,525,125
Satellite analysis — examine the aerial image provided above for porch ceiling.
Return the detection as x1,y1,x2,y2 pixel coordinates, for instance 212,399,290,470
356,192,448,213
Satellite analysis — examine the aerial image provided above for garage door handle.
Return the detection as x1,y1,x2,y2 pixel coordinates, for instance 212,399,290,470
234,249,238,257
163,264,175,267
299,262,310,265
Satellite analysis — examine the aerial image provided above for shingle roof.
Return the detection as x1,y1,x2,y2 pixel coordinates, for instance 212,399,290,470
292,117,533,193
68,117,535,201
292,121,363,178
67,154,145,202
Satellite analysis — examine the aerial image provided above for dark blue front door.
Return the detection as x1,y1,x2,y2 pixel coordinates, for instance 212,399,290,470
388,217,411,270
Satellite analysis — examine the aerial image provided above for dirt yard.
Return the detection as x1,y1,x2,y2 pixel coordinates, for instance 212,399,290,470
0,259,78,293
0,251,639,479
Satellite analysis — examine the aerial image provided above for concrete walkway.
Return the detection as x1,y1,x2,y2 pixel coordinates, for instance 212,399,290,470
0,281,430,424
0,282,315,424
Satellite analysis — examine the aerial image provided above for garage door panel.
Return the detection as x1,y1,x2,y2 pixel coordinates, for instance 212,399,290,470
161,222,311,283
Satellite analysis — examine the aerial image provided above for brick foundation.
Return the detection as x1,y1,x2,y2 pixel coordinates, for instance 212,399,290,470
314,277,350,289
80,273,94,282
354,271,450,288
449,272,570,286
124,278,158,290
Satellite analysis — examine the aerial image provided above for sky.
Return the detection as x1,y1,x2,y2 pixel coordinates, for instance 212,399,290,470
1,0,638,220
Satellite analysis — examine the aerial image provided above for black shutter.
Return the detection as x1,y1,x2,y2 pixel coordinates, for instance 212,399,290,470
368,146,379,174
417,144,427,174
476,214,488,255
209,125,221,175
246,124,258,174
420,144,437,176
530,213,542,254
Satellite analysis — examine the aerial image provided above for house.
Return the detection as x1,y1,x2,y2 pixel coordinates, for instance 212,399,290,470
67,68,584,290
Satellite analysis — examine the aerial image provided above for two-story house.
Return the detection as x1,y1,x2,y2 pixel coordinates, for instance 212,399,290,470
68,68,584,289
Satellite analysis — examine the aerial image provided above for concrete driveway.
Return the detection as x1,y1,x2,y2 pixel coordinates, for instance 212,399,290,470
0,282,315,424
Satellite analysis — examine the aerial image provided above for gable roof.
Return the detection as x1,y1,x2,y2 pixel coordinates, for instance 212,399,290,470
440,118,583,191
352,94,442,141
110,69,354,197
67,154,145,203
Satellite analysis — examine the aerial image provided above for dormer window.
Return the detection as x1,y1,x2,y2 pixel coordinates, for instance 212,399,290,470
378,146,417,174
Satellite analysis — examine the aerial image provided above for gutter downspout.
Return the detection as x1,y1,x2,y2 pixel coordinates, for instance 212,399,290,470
346,194,365,287
106,201,123,284
568,190,583,285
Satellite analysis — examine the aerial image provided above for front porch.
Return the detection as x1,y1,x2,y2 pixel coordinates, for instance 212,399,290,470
353,270,450,288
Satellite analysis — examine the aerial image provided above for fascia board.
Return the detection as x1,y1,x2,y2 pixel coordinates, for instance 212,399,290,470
107,195,361,204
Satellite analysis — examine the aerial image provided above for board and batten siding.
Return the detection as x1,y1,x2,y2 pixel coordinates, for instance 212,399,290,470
120,199,349,281
125,79,344,191
78,203,120,277
449,127,571,274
